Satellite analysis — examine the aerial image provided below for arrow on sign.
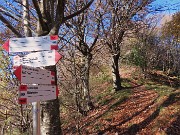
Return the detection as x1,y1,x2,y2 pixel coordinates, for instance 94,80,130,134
18,85,59,104
2,35,59,53
13,50,62,68
14,65,55,85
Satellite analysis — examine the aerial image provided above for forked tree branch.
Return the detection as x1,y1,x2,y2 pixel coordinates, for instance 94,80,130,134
49,0,94,35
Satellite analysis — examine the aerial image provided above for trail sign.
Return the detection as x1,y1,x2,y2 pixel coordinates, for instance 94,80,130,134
18,85,59,104
2,34,62,134
2,35,59,53
14,65,55,85
13,50,62,68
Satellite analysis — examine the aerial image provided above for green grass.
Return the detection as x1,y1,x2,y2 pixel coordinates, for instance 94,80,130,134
121,78,133,87
90,73,112,85
97,88,131,107
2,128,31,135
95,89,132,122
94,76,132,105
145,82,175,97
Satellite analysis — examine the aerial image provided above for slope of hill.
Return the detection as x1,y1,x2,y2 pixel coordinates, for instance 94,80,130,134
61,65,180,135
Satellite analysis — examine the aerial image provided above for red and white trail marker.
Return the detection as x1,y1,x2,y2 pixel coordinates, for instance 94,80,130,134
2,35,59,53
14,65,55,85
18,85,59,104
13,50,62,68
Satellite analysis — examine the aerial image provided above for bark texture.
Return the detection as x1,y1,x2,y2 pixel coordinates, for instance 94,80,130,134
81,54,94,111
41,98,61,135
111,54,122,91
40,66,61,135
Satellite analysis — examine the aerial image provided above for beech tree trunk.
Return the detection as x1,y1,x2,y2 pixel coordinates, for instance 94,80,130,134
36,17,62,135
40,65,61,135
22,0,32,134
81,54,94,112
40,97,61,135
111,53,122,91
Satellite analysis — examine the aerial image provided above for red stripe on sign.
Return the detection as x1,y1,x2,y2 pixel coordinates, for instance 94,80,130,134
13,65,22,81
18,98,27,104
2,40,9,52
55,50,62,63
51,81,55,85
51,71,55,76
50,35,58,40
56,87,59,96
19,85,27,91
13,66,19,71
51,45,58,50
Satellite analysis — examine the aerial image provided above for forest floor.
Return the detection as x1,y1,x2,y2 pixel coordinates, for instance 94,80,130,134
62,65,180,135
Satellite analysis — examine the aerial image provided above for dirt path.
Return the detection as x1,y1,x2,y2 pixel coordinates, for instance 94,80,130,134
63,85,163,134
62,67,180,134
93,87,159,134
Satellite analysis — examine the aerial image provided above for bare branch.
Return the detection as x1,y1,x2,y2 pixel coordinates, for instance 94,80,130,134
0,11,20,22
0,14,22,37
32,0,48,33
63,0,94,22
56,0,65,20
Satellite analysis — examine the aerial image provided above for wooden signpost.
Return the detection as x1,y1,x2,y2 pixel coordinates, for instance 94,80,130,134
13,50,62,68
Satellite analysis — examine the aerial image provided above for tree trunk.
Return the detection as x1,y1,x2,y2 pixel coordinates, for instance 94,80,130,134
22,0,32,134
40,99,61,135
81,54,94,112
36,13,62,133
111,54,122,92
41,66,62,135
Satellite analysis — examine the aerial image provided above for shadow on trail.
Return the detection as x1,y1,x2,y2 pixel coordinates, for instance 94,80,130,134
83,96,129,128
97,94,159,135
166,115,180,135
100,84,142,107
123,92,180,135
121,84,143,90
121,78,143,89
97,92,180,135
148,72,180,88
63,82,139,134
165,92,180,135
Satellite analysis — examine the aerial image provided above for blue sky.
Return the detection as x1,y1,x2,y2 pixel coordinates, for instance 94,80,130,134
153,0,180,5
151,0,180,14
